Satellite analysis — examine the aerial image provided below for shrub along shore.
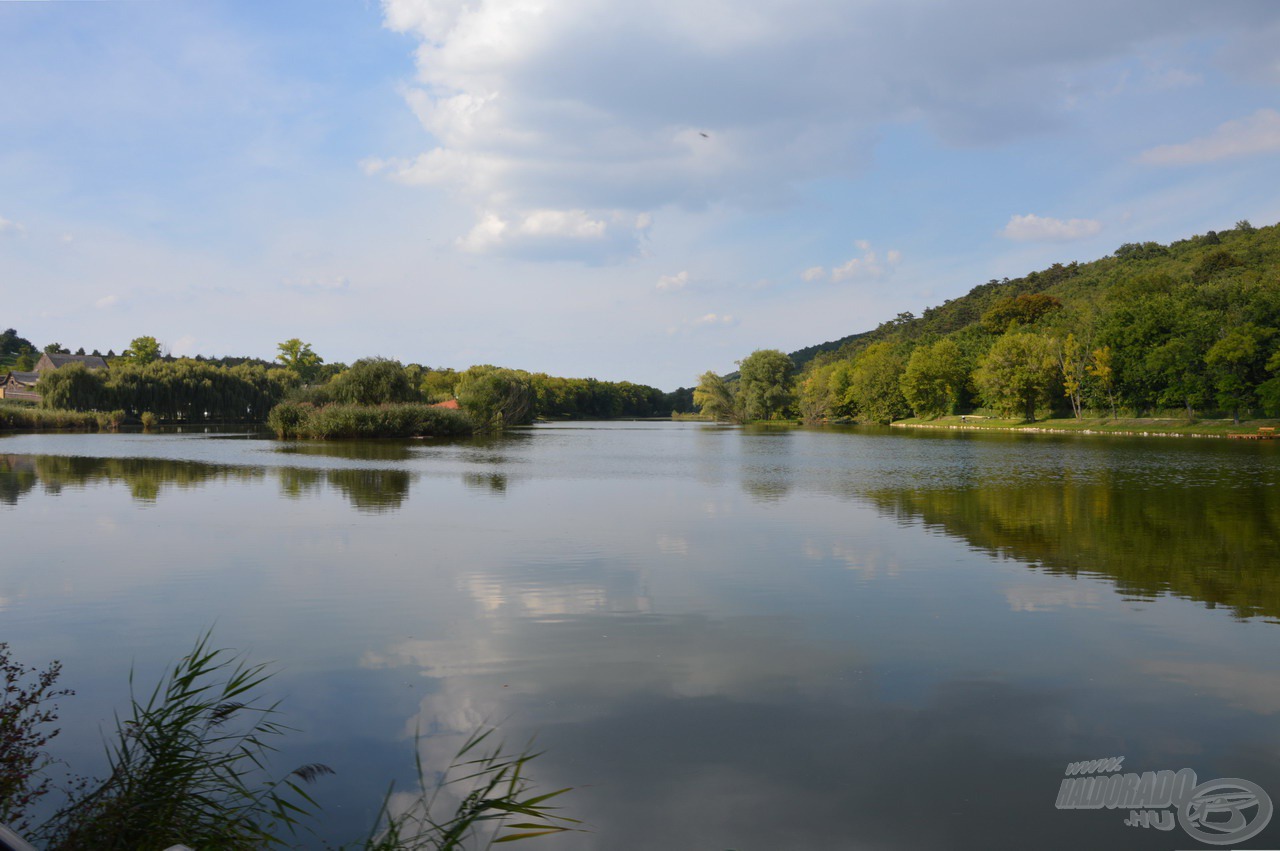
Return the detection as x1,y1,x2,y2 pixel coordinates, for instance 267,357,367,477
266,401,474,439
891,414,1280,439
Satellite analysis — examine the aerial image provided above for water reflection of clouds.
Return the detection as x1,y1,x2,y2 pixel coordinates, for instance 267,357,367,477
801,539,902,579
1003,583,1103,612
360,608,1219,849
1141,660,1280,715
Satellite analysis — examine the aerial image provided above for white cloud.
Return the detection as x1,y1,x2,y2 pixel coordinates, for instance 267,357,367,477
377,0,1261,263
1000,213,1103,242
457,212,508,253
805,242,902,283
693,312,735,326
456,208,640,260
657,271,689,291
0,216,26,237
1138,108,1280,166
518,209,606,239
95,294,120,309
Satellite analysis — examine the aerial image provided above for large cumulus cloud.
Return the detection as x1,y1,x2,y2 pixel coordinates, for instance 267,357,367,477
373,0,1278,259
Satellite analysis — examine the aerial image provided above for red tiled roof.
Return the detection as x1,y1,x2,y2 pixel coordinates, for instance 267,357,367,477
431,398,460,409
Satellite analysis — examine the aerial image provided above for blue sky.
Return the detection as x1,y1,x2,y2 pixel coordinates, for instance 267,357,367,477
3,0,1280,389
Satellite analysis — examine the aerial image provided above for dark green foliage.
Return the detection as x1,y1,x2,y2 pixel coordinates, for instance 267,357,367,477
760,219,1280,422
267,402,474,439
979,293,1063,333
900,339,967,418
37,359,290,422
974,332,1060,421
36,364,108,411
455,368,536,430
736,349,794,420
0,329,34,358
328,358,420,406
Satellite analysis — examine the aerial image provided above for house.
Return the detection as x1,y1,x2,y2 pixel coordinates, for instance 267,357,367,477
0,371,41,402
1,354,109,402
35,353,108,373
431,398,461,410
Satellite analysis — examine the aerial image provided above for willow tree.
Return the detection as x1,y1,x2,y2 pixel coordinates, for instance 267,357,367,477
455,366,535,431
693,371,740,422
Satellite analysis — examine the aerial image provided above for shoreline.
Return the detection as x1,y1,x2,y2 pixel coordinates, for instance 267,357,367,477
890,415,1280,440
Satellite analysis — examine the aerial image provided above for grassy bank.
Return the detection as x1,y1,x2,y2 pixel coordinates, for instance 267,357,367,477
267,401,474,439
0,402,114,432
891,414,1280,439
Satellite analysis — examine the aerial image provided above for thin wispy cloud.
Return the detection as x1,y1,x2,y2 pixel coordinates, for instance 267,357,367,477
1138,108,1280,166
1001,214,1103,242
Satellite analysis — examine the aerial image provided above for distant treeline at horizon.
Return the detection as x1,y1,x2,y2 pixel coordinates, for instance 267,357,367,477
1,332,696,422
697,218,1280,424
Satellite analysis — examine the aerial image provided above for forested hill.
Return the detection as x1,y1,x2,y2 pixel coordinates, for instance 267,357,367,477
787,219,1280,372
683,218,1280,425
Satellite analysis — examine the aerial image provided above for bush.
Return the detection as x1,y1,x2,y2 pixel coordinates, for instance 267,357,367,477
140,412,159,430
267,402,473,440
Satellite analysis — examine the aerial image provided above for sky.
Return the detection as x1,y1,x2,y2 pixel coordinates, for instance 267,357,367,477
2,1,1280,390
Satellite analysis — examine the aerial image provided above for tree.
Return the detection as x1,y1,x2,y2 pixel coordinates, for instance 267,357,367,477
1258,349,1280,416
275,339,324,383
1059,333,1086,419
1205,324,1271,424
736,349,794,420
1087,345,1118,418
900,339,967,419
980,294,1063,334
843,342,909,424
37,363,108,410
455,366,535,430
328,358,418,406
693,371,741,422
973,332,1060,421
123,336,162,365
13,347,35,371
43,343,69,355
1,329,34,357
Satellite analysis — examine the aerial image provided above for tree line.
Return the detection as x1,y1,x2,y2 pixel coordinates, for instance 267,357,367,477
696,220,1280,424
9,334,694,425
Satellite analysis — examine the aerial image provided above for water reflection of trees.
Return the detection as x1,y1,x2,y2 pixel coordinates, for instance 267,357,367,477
463,472,508,494
324,468,412,513
861,474,1280,620
0,454,412,513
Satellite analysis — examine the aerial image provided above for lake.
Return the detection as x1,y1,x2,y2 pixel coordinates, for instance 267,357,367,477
3,422,1280,849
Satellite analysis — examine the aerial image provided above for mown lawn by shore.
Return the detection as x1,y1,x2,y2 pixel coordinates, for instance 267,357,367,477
891,414,1280,439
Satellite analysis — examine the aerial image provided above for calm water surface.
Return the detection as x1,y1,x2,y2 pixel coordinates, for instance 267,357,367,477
2,422,1279,849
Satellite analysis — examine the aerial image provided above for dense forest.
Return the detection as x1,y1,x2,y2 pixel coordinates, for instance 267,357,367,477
699,219,1280,424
